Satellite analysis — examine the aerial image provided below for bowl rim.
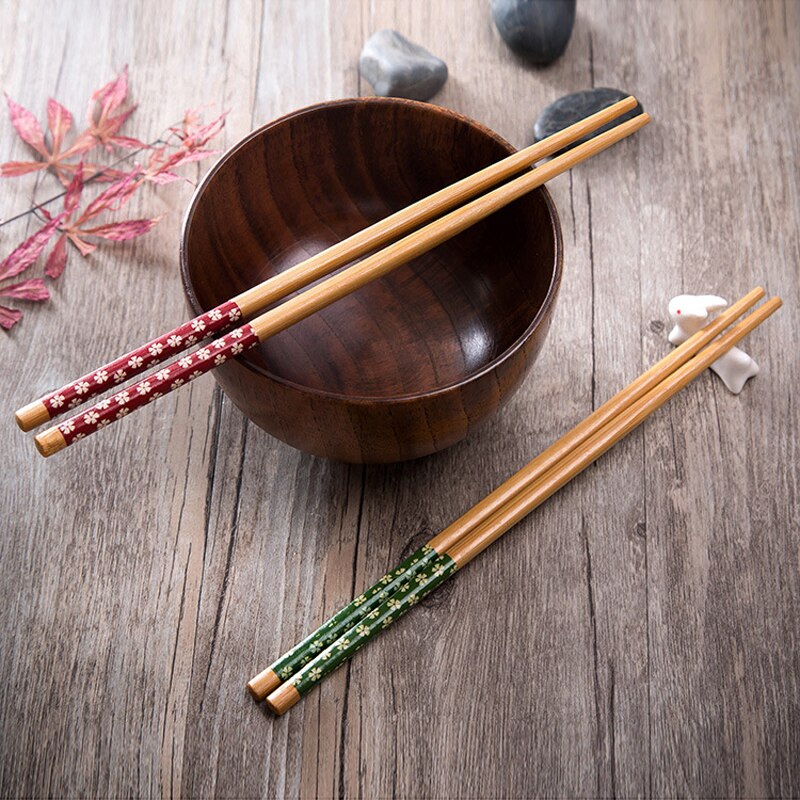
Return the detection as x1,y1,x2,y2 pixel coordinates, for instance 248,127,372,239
180,96,563,405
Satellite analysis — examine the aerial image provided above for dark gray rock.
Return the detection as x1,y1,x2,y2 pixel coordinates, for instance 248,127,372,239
359,30,448,102
491,0,576,64
533,87,644,149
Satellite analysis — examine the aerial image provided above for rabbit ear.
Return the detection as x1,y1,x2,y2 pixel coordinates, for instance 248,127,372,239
697,295,728,312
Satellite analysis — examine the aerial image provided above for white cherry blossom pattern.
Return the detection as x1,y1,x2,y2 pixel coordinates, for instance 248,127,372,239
36,300,243,423
290,555,458,697
55,321,258,447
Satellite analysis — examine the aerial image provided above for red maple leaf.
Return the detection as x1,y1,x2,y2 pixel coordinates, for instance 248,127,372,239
1,67,148,185
0,277,50,330
0,95,94,184
45,163,160,258
142,109,226,184
81,66,149,152
0,77,227,330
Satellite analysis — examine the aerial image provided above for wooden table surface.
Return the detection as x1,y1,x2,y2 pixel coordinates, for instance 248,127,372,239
2,1,798,797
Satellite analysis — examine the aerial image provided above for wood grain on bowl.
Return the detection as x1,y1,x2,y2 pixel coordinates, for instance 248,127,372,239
181,98,562,462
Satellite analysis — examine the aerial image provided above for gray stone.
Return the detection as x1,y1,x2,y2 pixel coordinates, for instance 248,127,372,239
533,87,644,149
359,29,448,102
491,0,576,64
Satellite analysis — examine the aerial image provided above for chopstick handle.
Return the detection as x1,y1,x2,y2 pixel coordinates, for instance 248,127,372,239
34,324,259,456
266,554,459,715
248,544,440,700
15,301,243,431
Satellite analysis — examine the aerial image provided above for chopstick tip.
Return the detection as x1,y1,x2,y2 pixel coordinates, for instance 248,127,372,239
265,682,301,716
246,668,280,702
34,427,66,458
15,400,50,432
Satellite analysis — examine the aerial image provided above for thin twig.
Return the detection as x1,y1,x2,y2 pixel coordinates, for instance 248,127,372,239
0,126,178,230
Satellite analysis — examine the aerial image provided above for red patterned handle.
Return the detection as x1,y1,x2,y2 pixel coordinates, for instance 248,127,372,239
42,323,259,451
26,300,243,428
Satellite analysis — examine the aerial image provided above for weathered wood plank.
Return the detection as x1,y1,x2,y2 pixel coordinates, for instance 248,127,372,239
0,1,261,797
1,0,798,798
177,3,368,799
634,1,800,796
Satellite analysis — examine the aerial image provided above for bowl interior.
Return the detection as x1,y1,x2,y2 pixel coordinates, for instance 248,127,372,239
182,99,559,399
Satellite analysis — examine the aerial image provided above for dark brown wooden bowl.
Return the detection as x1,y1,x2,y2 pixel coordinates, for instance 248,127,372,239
180,98,562,463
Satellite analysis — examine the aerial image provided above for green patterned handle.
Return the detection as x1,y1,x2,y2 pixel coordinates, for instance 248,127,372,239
269,544,440,682
288,553,458,696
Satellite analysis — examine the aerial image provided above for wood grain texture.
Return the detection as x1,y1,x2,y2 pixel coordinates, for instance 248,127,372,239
181,96,562,463
1,1,798,798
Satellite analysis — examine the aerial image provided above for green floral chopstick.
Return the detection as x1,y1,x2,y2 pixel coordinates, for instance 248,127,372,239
248,544,440,697
269,553,457,708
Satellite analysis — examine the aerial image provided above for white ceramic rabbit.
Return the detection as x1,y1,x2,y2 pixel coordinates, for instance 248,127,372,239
667,294,759,394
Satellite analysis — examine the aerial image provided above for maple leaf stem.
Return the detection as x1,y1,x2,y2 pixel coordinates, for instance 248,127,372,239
0,129,172,230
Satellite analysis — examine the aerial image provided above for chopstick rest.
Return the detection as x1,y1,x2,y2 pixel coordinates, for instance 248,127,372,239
668,294,759,393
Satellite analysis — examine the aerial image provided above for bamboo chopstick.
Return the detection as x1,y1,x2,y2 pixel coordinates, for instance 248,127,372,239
15,96,640,432
246,286,765,700
33,111,651,458
263,296,782,714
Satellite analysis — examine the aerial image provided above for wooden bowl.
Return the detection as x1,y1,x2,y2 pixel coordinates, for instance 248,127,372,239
180,98,562,463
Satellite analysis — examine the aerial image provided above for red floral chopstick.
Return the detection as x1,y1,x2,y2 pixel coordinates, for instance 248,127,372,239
36,322,258,454
17,300,242,430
